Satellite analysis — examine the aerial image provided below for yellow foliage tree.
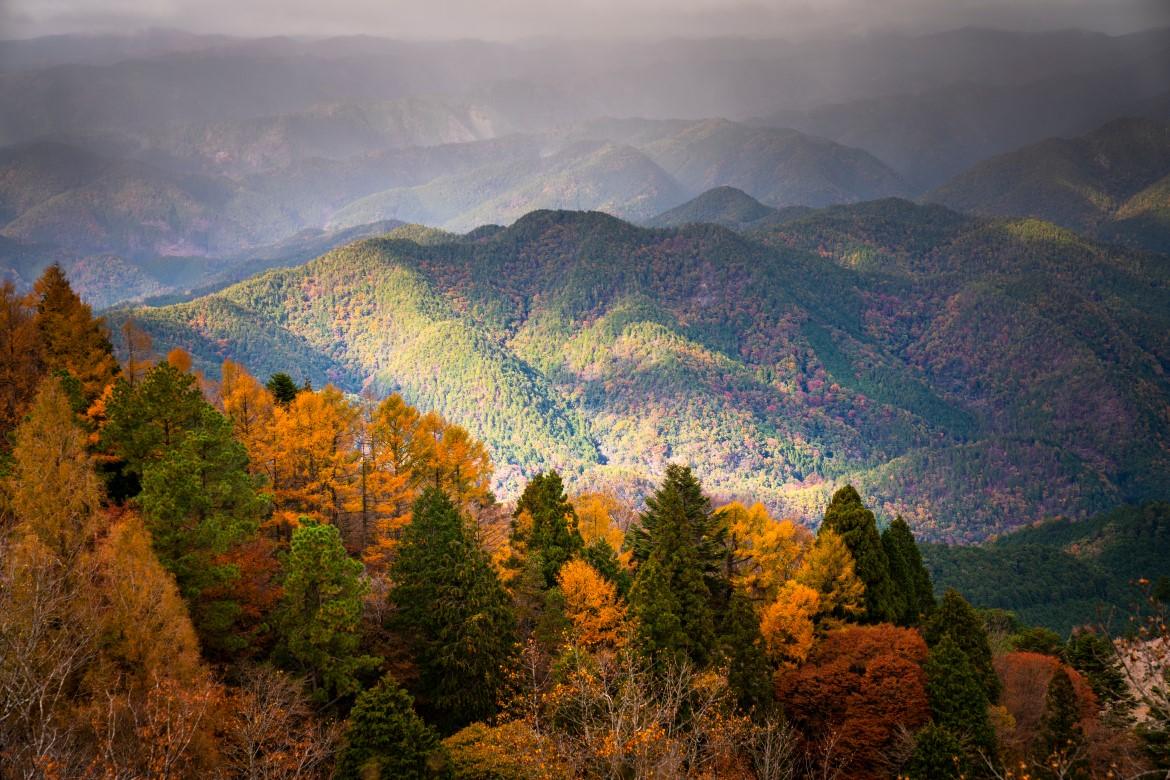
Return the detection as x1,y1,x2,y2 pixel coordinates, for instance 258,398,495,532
360,394,426,570
716,501,812,603
4,378,103,559
32,264,119,406
219,360,277,485
271,385,361,537
572,491,628,552
558,558,628,651
759,581,820,666
0,281,41,440
795,527,866,621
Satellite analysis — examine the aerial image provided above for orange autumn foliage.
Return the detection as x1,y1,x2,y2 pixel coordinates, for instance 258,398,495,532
776,625,931,780
558,559,628,651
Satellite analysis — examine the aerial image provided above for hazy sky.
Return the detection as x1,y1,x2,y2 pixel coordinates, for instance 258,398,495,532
2,0,1170,40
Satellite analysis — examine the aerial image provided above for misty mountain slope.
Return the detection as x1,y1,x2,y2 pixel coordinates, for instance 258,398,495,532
930,117,1170,251
121,205,1170,540
326,141,689,231
640,119,909,207
760,54,1170,190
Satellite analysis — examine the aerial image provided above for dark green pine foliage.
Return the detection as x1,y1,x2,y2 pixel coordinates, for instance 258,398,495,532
1064,629,1129,712
906,723,969,780
391,488,517,733
512,471,583,588
278,521,380,703
719,590,773,714
584,537,631,597
266,372,301,405
628,464,730,610
628,466,718,667
335,674,442,780
102,361,208,478
819,485,898,623
138,405,268,657
1038,667,1088,778
924,635,998,761
1012,627,1065,657
924,589,1001,702
881,515,934,625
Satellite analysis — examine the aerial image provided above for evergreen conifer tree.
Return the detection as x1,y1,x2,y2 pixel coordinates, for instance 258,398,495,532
719,590,773,713
335,674,442,780
924,635,998,761
278,521,379,702
881,515,934,625
512,470,583,588
819,485,897,623
906,723,968,780
1038,667,1086,776
391,487,517,732
266,372,301,405
924,588,1001,701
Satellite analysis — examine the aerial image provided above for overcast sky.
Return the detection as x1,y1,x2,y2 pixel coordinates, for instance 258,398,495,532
2,0,1170,40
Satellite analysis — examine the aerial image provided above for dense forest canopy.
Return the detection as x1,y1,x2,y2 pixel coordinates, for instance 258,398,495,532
1,265,1168,778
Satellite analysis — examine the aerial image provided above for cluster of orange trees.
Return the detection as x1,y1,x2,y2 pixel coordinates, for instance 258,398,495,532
0,265,1164,779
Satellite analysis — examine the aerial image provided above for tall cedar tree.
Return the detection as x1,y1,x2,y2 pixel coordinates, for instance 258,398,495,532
925,589,1001,702
1064,629,1129,710
924,635,998,762
390,487,517,733
278,521,380,702
627,465,720,666
818,485,898,623
32,264,119,408
334,674,442,780
512,470,583,588
881,516,935,625
1038,667,1086,775
719,590,773,713
138,405,268,658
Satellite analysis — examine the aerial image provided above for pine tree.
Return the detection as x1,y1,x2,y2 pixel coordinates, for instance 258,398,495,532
881,516,934,625
335,674,441,780
818,485,897,623
924,589,1001,701
924,635,997,760
583,536,631,596
278,521,379,702
719,590,773,713
138,405,268,657
390,488,516,732
906,723,968,780
1064,629,1129,711
512,470,583,588
102,360,208,479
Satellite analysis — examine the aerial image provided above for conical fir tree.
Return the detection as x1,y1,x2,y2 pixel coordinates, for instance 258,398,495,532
391,487,517,732
924,635,997,761
882,516,935,625
512,470,583,588
819,485,897,623
924,588,1000,701
628,466,717,666
32,264,119,407
628,464,729,608
335,674,442,780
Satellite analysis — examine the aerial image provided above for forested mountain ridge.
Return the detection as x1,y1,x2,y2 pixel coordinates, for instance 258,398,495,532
120,201,1170,542
930,117,1170,252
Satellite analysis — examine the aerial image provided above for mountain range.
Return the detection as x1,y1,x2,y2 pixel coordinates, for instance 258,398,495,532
116,200,1170,543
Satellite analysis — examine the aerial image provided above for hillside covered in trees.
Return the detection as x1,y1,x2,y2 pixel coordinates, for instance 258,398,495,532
118,201,1170,542
3,265,1169,778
